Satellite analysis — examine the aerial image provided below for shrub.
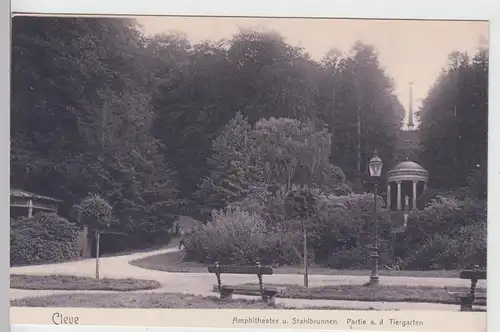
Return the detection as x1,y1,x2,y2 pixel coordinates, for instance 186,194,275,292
404,196,486,248
230,184,294,228
401,196,486,270
10,213,80,266
184,207,304,266
184,207,266,264
228,190,395,269
310,193,393,268
401,223,486,270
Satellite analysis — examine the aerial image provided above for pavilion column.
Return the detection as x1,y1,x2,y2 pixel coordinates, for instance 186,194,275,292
412,180,418,210
386,183,391,209
396,181,402,211
423,181,428,192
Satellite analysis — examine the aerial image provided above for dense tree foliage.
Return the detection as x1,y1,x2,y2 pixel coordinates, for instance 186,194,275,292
418,48,488,195
150,29,405,200
317,43,404,181
11,17,182,251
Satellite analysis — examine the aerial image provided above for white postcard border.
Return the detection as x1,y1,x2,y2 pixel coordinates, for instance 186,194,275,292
5,0,500,331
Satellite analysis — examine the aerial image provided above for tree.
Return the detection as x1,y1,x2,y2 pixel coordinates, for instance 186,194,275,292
226,29,319,123
74,194,113,279
11,17,182,252
317,42,404,182
284,186,319,287
150,35,233,198
151,29,327,200
253,117,350,194
195,112,264,214
419,46,488,190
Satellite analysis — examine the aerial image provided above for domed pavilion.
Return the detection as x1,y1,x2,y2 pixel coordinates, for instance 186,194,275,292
386,161,429,211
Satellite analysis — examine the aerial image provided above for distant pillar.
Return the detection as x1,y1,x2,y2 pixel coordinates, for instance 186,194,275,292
423,181,428,192
412,181,418,210
396,181,402,210
387,183,391,209
28,199,33,218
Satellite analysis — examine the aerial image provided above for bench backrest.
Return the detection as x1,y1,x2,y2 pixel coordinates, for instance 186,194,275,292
460,270,486,280
208,265,273,275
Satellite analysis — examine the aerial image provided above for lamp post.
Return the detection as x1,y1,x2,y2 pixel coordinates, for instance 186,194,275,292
368,150,383,286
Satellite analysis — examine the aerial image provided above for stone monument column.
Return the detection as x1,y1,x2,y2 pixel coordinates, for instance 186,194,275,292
412,180,418,210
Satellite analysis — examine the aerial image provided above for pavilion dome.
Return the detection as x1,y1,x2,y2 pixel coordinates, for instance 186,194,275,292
391,161,425,171
387,160,429,183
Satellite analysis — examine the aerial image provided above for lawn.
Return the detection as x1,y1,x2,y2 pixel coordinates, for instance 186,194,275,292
10,293,374,310
129,250,460,278
223,283,487,305
10,274,162,291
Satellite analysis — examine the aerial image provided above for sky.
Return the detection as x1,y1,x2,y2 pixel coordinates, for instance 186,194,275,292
136,16,489,125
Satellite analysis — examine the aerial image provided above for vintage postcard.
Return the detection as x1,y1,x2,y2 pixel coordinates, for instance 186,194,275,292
9,13,488,332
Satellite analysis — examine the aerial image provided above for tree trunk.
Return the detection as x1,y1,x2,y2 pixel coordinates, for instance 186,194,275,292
357,105,362,173
95,231,101,280
302,219,309,288
354,70,362,174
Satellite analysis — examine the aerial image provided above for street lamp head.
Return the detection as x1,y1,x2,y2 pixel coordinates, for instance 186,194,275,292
369,149,383,178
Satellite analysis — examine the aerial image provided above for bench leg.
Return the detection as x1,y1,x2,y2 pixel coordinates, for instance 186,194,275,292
459,299,473,312
220,289,233,300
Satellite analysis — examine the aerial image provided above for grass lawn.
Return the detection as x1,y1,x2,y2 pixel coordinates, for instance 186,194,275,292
10,274,162,291
10,293,374,309
129,250,460,278
226,283,487,305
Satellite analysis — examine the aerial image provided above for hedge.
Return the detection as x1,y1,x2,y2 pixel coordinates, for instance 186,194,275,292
10,213,80,266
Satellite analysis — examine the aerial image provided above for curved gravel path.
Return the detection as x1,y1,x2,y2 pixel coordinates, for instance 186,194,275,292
10,247,486,311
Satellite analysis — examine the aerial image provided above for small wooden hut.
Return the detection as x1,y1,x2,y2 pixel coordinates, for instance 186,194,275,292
10,188,62,218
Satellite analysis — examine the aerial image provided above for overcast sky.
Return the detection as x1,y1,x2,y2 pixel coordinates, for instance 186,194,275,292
136,17,488,124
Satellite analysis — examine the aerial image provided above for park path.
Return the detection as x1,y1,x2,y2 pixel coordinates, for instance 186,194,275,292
10,247,486,310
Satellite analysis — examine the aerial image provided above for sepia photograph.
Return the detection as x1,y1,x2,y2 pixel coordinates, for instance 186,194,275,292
9,14,488,319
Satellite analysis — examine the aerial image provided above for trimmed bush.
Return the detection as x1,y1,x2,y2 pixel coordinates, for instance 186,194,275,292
284,186,319,220
11,213,80,266
73,194,113,230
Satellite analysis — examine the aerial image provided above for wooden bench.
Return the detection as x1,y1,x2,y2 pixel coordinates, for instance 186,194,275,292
449,269,487,311
208,261,280,306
